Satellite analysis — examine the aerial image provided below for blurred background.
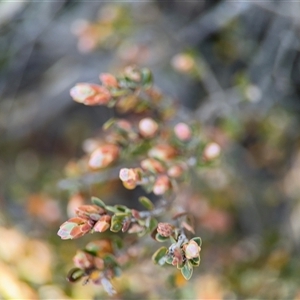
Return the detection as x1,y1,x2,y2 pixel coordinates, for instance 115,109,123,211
1,1,300,299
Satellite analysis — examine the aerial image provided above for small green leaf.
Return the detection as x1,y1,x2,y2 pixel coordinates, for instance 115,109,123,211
114,212,130,218
165,255,173,264
110,222,122,232
148,218,158,232
177,260,185,269
112,236,123,250
141,68,153,88
103,254,119,267
139,196,154,211
181,261,193,280
113,266,122,277
110,216,123,232
91,197,107,209
105,206,120,213
123,78,139,88
102,118,116,130
169,235,177,244
151,228,158,241
114,205,130,213
190,256,201,267
137,219,145,226
67,268,85,283
191,237,202,247
110,88,129,97
85,241,103,255
106,98,118,108
137,229,147,237
152,247,167,265
155,233,169,242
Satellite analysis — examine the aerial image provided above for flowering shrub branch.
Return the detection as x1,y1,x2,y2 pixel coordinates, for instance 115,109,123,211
58,66,220,295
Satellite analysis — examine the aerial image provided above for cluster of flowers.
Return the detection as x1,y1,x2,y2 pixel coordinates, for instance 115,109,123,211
59,66,221,294
153,223,202,280
58,196,201,288
67,239,120,296
69,66,220,194
58,196,157,239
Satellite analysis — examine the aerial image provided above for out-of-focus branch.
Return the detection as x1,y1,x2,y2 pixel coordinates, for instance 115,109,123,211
178,1,251,47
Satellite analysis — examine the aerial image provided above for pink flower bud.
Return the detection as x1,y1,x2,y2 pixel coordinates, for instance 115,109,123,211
174,123,192,141
119,168,141,191
88,144,119,169
93,215,111,233
171,54,195,73
73,250,94,269
203,142,221,160
128,223,144,234
115,119,132,132
119,168,139,182
183,240,201,260
172,247,184,267
131,209,141,219
138,118,159,138
148,145,177,161
75,205,105,218
99,73,119,88
70,83,111,105
57,217,93,240
124,66,141,82
167,164,185,178
153,175,171,195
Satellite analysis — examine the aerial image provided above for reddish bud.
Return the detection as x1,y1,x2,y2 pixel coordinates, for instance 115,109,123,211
148,145,177,161
172,247,184,266
58,217,93,240
73,250,94,269
93,215,111,233
115,119,132,132
131,209,141,219
140,158,165,173
157,222,174,237
153,175,171,195
167,163,185,178
70,83,111,105
100,73,119,88
76,205,105,218
88,144,119,169
121,219,131,232
70,221,93,238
